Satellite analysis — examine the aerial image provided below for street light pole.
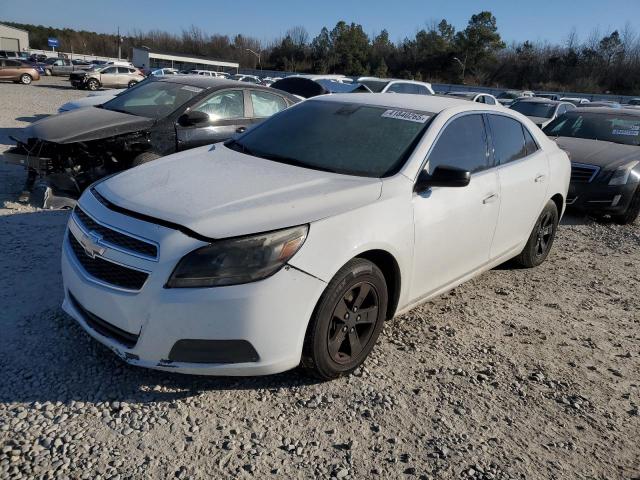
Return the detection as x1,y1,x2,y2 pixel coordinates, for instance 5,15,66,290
453,54,467,83
246,48,261,70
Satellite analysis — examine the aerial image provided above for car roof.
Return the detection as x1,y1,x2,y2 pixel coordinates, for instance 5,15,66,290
308,92,490,113
151,75,298,100
574,106,640,115
514,97,565,104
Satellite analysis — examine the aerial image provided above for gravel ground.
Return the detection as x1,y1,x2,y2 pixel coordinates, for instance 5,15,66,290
1,78,639,480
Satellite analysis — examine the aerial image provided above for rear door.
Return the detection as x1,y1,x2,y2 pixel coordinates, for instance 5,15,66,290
0,60,7,79
176,89,249,150
487,114,549,258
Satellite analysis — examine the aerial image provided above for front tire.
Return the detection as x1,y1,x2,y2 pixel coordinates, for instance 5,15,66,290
132,152,161,167
302,258,388,380
20,74,32,85
514,200,559,268
612,188,640,225
86,79,100,91
127,80,138,88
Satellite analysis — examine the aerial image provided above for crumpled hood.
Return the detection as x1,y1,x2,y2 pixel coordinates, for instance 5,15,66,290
555,137,640,170
15,107,154,144
95,144,383,239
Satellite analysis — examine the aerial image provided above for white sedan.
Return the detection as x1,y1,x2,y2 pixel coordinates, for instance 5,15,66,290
61,94,570,379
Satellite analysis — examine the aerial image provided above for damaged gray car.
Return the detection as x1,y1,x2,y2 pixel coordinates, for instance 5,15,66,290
4,76,298,208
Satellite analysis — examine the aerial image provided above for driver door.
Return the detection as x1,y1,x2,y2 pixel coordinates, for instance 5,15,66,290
410,114,500,302
176,89,250,150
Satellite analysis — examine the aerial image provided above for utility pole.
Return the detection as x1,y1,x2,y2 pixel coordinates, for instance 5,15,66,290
453,54,467,84
117,26,122,60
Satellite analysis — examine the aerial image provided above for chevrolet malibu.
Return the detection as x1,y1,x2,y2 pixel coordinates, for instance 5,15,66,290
61,94,570,379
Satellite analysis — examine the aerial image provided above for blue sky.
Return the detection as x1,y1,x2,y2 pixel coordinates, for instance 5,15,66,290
1,0,638,45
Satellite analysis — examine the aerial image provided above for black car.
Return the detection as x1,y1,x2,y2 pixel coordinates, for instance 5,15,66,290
543,107,640,224
6,76,299,207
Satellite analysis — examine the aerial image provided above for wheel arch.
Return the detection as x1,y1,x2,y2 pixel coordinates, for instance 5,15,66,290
354,249,401,320
550,193,564,217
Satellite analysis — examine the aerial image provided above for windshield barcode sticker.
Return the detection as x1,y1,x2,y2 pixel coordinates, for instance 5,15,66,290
612,129,640,136
181,85,204,93
382,110,429,123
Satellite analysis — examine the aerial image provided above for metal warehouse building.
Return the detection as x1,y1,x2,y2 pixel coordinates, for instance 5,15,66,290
0,23,29,51
132,47,239,73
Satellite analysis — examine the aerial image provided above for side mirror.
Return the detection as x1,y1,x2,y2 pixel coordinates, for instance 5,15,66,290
414,166,471,192
178,110,209,127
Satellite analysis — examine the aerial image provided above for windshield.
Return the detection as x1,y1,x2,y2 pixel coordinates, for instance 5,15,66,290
510,101,556,118
498,91,520,100
226,100,433,177
101,81,203,119
357,79,389,93
543,112,640,146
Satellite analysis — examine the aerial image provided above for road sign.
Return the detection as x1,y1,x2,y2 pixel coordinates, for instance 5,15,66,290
48,38,59,48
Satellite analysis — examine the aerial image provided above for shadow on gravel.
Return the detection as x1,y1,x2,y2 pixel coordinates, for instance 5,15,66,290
0,209,322,408
15,114,49,123
32,83,76,91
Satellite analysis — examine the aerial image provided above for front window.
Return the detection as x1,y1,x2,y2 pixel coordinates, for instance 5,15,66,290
102,81,204,119
510,101,557,118
193,90,244,120
226,100,433,177
543,112,640,146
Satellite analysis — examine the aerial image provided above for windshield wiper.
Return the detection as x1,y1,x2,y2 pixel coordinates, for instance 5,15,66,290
256,152,340,174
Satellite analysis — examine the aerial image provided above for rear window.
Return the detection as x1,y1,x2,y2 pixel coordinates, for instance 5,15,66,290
510,102,556,118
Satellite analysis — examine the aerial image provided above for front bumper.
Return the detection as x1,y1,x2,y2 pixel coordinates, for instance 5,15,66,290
61,192,327,376
567,180,638,215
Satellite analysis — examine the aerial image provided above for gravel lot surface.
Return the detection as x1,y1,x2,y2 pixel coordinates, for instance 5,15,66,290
1,78,639,480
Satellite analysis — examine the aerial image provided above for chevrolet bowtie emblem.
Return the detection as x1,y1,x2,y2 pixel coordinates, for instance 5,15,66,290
78,231,106,259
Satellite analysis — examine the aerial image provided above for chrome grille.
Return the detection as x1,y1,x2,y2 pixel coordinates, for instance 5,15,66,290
74,207,157,259
68,233,149,291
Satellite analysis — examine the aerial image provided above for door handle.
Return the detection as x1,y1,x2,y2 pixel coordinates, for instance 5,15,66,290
535,174,547,183
482,193,499,204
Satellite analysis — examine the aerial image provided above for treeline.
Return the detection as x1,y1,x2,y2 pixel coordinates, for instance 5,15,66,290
5,13,640,94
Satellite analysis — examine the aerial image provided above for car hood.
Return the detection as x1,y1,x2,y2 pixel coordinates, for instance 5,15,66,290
59,95,118,112
554,137,640,170
14,107,154,144
95,144,383,239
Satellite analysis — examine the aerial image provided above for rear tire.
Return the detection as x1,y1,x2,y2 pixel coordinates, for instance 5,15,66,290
20,74,32,85
132,152,161,167
514,200,559,268
86,79,100,91
612,188,640,225
302,258,388,380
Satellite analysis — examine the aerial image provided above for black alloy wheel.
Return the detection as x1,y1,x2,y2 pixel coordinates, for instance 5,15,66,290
327,281,379,365
302,258,388,380
515,199,559,268
535,210,555,258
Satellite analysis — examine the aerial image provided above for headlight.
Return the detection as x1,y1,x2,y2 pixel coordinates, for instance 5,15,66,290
609,161,640,186
166,225,308,288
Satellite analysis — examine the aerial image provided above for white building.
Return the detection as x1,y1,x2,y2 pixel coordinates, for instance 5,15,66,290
0,23,29,52
132,47,239,73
